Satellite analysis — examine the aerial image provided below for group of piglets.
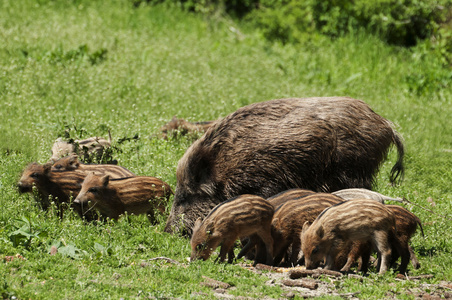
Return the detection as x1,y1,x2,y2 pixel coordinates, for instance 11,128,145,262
189,189,423,276
17,138,173,222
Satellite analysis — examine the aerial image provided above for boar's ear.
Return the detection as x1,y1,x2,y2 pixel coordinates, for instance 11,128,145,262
316,225,324,239
68,154,80,167
190,145,216,184
302,221,311,236
193,218,202,232
43,163,52,174
101,175,110,187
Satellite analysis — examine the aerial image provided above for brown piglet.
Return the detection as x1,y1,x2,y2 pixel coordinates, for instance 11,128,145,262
270,193,343,266
190,194,274,265
301,199,410,275
339,204,424,273
73,173,173,223
17,162,92,219
51,154,135,178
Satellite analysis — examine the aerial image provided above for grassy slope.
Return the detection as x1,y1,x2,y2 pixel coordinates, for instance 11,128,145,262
0,0,451,298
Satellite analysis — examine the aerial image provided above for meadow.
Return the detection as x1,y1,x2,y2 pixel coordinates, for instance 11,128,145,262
0,0,451,299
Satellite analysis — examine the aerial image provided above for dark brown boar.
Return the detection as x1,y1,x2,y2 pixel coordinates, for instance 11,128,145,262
73,173,173,223
270,193,344,266
301,199,410,275
51,154,135,178
332,188,403,203
190,194,274,265
165,97,405,235
339,204,424,273
17,162,93,219
160,116,216,140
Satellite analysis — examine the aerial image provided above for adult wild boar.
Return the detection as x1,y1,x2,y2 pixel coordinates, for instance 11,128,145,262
165,97,405,235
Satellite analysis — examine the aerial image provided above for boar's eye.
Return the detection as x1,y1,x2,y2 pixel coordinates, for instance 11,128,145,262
312,246,319,255
196,243,206,251
88,187,99,194
53,164,63,170
30,172,40,178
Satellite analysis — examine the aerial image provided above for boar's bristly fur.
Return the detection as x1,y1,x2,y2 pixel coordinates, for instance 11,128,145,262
165,97,405,235
190,194,274,265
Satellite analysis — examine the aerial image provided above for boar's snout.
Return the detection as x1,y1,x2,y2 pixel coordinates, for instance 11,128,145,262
17,182,32,193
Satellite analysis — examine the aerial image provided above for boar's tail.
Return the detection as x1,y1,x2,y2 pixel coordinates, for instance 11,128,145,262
389,130,405,184
417,219,425,239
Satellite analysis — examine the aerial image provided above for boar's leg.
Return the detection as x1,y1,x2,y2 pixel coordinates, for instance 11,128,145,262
409,245,420,269
340,242,359,272
227,248,235,264
237,235,258,260
272,242,291,267
252,239,268,265
256,228,274,266
390,233,410,275
357,241,372,274
289,237,302,267
218,238,237,263
373,230,392,274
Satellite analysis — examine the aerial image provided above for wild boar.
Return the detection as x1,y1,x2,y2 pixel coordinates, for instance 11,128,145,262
270,193,344,266
51,154,135,178
301,199,410,275
73,173,173,223
237,191,337,264
49,135,111,163
339,204,424,272
160,116,215,139
387,205,424,269
332,188,403,203
165,97,405,235
17,162,94,219
190,194,274,265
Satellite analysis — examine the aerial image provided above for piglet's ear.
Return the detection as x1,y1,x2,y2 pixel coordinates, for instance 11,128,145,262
193,218,202,232
101,175,110,187
316,225,324,239
43,163,52,174
302,221,310,236
69,154,80,167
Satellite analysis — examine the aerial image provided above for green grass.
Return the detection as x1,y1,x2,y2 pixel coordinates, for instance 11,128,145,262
1,0,451,299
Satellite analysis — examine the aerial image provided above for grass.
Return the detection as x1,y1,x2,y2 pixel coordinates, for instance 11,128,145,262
0,0,451,299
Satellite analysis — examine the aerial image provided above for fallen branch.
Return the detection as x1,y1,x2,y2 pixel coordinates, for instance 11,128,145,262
254,263,278,272
396,274,434,281
201,276,231,289
281,279,318,290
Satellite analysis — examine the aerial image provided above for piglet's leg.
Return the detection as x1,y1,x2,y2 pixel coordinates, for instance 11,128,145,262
218,239,236,263
257,228,274,266
373,231,391,274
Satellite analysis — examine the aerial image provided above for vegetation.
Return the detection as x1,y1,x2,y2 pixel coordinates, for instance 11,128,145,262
0,0,451,298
